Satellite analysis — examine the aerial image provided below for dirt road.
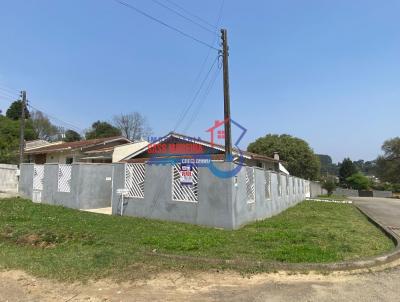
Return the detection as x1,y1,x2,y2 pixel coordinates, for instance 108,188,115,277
1,265,400,302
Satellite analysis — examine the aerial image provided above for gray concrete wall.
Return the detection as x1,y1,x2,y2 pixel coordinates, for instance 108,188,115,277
112,162,234,229
19,163,113,209
112,163,308,229
332,188,393,198
373,190,393,198
309,181,327,197
19,164,34,198
0,164,18,193
333,188,359,197
231,168,306,228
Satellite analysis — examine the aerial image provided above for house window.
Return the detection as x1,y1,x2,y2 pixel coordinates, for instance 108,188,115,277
66,157,73,164
172,164,198,202
264,171,271,200
125,163,146,198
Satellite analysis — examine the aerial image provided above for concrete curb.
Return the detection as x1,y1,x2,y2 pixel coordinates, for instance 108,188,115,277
149,205,400,272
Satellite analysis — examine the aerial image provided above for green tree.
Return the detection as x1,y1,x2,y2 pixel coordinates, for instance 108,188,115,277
6,100,30,120
247,134,320,180
317,154,339,176
338,158,358,185
64,129,81,142
375,137,400,184
0,116,37,164
322,177,337,196
346,172,371,190
85,121,121,140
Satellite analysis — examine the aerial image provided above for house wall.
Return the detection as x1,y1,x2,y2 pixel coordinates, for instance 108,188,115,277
19,163,113,209
45,151,83,164
0,164,18,193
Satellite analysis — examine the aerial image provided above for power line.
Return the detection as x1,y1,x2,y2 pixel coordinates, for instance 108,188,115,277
173,55,219,131
182,63,221,133
173,0,225,132
27,103,84,133
0,93,15,101
0,88,18,100
150,0,217,35
0,84,19,95
163,0,217,30
112,0,219,51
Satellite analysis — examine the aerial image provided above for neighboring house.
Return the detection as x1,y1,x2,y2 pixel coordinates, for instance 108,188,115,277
121,132,284,171
24,136,131,164
112,141,149,163
25,139,61,151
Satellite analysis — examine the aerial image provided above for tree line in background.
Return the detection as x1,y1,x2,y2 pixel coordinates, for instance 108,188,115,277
247,133,400,194
0,100,152,164
318,138,400,194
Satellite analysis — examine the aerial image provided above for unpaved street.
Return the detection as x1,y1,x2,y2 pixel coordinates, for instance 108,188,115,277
1,265,400,302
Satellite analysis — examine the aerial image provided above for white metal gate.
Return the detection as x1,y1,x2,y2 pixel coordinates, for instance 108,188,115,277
245,167,255,203
57,164,72,193
125,163,145,198
32,165,44,203
172,164,198,202
264,171,271,200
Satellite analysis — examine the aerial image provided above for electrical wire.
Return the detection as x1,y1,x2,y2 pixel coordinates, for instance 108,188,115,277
27,103,84,133
163,0,217,30
182,63,221,133
173,55,219,131
0,88,18,100
173,0,225,132
112,0,219,51
150,0,217,35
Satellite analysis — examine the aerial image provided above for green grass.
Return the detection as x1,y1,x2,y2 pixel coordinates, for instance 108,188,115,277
0,198,394,281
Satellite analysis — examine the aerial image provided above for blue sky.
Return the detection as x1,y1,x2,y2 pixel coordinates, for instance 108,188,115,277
0,0,399,163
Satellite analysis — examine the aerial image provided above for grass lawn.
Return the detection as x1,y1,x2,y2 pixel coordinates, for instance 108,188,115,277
0,198,394,281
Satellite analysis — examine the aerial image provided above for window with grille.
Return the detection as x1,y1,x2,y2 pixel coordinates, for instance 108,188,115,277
264,171,271,200
57,164,72,193
125,163,146,198
245,167,255,203
172,164,198,202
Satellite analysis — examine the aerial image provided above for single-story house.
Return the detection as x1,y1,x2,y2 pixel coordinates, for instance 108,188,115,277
112,141,149,162
24,136,132,164
121,132,286,172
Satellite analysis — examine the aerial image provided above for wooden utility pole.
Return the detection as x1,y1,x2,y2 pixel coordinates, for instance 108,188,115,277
19,91,26,165
221,28,232,161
